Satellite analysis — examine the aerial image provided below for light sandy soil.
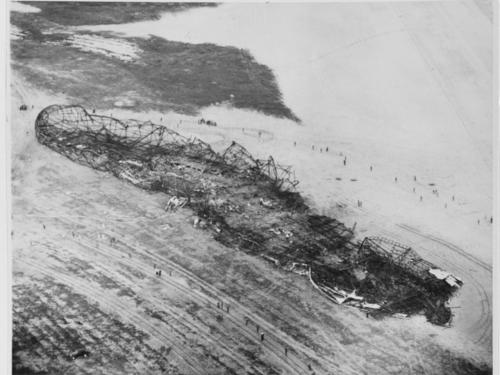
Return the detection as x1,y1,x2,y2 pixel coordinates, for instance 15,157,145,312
9,2,40,13
67,34,141,62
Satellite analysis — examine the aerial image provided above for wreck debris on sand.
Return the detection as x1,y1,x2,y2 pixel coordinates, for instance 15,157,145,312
35,105,462,325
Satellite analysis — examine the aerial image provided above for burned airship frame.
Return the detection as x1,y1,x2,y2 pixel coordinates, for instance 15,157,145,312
35,105,462,325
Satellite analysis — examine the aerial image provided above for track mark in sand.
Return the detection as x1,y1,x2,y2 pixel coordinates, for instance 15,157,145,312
396,230,490,341
397,224,491,272
36,209,330,375
18,257,207,375
45,194,437,374
392,4,491,171
69,213,409,375
72,237,310,375
397,223,491,346
395,224,491,347
28,212,311,375
59,241,273,375
12,275,176,374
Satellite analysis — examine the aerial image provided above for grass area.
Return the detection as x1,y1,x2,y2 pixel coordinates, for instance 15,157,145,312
23,1,216,26
11,3,299,121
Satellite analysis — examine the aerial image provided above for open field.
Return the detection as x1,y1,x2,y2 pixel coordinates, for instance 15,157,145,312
11,73,491,375
10,2,493,374
23,1,217,26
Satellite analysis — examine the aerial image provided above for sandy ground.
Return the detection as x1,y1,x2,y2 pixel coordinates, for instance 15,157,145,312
10,1,492,373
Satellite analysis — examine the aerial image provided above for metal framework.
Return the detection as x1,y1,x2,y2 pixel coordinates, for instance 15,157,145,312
35,105,462,325
359,236,435,280
35,105,299,195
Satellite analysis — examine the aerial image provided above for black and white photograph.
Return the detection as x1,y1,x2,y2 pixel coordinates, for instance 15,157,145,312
5,1,496,374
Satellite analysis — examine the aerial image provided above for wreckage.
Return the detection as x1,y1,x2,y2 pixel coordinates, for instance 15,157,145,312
35,105,462,325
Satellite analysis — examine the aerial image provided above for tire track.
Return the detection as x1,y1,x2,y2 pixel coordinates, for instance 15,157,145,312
34,207,337,375
69,213,408,374
71,231,310,375
391,225,491,347
17,257,206,375
19,179,457,374
31,215,308,375
47,196,431,374
397,224,491,272
59,240,273,375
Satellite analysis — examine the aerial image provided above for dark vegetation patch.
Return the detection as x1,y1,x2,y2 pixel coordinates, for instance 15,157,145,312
11,3,299,120
22,2,216,26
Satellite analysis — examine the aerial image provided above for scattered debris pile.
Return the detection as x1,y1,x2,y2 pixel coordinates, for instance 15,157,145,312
35,105,462,325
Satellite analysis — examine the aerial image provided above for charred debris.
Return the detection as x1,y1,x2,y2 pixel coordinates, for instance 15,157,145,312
35,105,462,325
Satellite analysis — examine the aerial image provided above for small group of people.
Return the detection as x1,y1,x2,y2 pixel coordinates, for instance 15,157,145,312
244,318,266,343
310,144,330,153
153,263,162,277
198,118,217,126
217,301,230,313
478,217,493,225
